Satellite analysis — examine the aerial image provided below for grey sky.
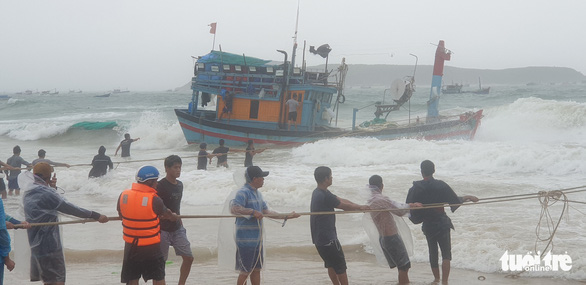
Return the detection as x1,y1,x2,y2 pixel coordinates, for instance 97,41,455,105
1,0,584,92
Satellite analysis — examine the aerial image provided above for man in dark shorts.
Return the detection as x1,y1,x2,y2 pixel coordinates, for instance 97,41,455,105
285,94,300,130
115,133,140,158
218,90,234,122
310,166,369,285
6,145,31,197
156,155,194,285
367,175,421,284
230,166,299,285
406,160,478,284
24,162,108,285
212,139,230,168
117,165,179,285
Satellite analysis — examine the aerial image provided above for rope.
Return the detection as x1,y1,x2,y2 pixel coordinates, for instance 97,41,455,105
504,189,573,279
13,149,269,170
13,187,586,228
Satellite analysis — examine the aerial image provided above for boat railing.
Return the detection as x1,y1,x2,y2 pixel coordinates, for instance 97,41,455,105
193,67,331,98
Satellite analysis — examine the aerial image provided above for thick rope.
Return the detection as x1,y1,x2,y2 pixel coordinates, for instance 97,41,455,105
13,187,586,228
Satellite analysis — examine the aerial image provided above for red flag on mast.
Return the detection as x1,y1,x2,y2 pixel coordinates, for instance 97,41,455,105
209,22,217,34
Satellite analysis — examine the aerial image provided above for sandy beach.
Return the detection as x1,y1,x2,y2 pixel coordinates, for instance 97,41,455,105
4,250,584,284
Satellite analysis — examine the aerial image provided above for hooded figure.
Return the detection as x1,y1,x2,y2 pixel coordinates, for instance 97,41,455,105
88,146,113,178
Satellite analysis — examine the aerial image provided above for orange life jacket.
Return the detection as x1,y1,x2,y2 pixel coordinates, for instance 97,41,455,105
119,183,160,246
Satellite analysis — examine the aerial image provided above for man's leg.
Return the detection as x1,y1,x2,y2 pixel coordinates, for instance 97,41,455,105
437,230,452,284
237,271,249,285
398,269,410,284
327,267,339,284
127,280,139,285
249,270,261,285
336,272,348,285
426,234,440,282
441,259,450,284
178,255,194,285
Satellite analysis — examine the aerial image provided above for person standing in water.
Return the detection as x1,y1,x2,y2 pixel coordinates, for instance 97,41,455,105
117,165,179,285
406,160,478,284
115,133,140,158
88,146,114,178
197,143,215,170
6,145,31,197
230,166,299,285
0,161,15,200
244,140,265,167
156,155,194,285
310,166,369,285
212,139,230,168
367,175,421,285
24,162,108,285
32,149,70,168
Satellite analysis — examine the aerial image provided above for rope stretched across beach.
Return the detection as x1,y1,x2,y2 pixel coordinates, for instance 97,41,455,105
12,186,586,228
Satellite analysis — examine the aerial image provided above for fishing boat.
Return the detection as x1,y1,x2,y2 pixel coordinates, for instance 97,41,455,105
469,77,490,94
441,83,463,94
175,40,483,146
94,93,111,98
111,88,130,94
0,95,11,100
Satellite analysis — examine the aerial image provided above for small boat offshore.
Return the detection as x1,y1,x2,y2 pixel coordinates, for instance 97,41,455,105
175,40,483,146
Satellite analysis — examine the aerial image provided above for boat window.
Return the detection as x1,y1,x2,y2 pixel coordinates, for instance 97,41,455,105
197,63,205,70
235,65,242,72
249,66,257,72
223,65,231,71
249,100,259,119
276,70,284,76
266,67,274,73
293,67,301,75
211,65,219,72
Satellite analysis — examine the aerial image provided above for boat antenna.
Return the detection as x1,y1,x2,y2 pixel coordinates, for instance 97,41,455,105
293,0,300,46
429,42,454,55
409,53,418,78
290,0,300,71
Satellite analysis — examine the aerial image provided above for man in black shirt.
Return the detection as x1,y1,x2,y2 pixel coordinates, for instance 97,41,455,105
310,166,368,285
115,133,140,158
212,139,230,168
197,143,215,170
156,155,193,285
88,146,113,178
244,140,265,167
406,160,478,284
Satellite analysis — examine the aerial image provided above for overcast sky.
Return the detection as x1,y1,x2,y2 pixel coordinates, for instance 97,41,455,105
1,0,585,92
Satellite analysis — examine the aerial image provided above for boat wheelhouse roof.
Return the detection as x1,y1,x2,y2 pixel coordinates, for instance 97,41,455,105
198,50,272,67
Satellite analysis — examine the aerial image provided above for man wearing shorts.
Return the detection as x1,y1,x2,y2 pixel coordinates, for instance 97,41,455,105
310,166,368,285
118,165,179,285
367,175,421,284
285,94,300,130
156,155,194,285
230,166,298,285
6,145,31,198
406,160,478,284
24,162,108,285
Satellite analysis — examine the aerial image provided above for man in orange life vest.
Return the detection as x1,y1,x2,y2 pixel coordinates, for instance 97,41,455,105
117,166,179,285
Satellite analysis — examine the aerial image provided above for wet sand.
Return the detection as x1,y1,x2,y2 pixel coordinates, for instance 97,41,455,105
5,253,584,284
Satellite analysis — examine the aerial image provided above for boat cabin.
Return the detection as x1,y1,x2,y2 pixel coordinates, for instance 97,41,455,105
188,51,338,132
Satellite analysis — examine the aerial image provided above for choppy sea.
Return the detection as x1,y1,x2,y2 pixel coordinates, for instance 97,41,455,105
1,83,585,282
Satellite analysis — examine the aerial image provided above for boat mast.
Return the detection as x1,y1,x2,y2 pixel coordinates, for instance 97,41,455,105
427,40,451,123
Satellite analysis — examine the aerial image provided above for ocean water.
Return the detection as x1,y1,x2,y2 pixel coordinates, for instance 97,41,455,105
1,84,585,282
